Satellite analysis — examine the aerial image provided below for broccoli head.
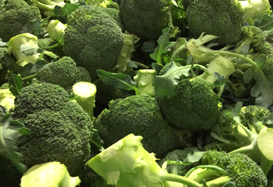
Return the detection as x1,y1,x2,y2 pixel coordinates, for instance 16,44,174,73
156,77,221,131
37,56,91,89
0,47,17,84
12,82,71,119
94,95,182,157
185,0,244,44
119,0,171,40
0,0,42,42
63,5,124,78
16,101,94,175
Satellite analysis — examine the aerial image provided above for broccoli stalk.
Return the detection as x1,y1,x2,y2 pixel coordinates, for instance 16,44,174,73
47,19,67,45
133,69,156,96
72,82,97,120
238,0,272,25
20,162,81,187
34,0,65,16
115,33,137,73
86,134,208,187
6,33,58,66
0,88,15,111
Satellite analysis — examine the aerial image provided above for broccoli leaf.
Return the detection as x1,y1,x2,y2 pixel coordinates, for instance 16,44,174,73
254,14,273,31
0,106,29,173
153,62,203,98
96,69,139,95
20,20,42,37
243,55,273,108
150,27,175,65
54,3,81,23
8,74,23,96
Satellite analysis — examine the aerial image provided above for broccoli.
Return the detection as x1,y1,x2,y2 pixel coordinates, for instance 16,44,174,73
0,0,42,42
36,56,91,90
119,0,171,40
0,82,95,186
198,150,268,187
12,82,71,119
154,55,235,131
94,95,183,157
60,5,124,79
0,87,15,111
185,0,244,44
211,103,273,175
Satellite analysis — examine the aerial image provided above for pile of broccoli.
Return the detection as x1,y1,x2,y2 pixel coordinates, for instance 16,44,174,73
1,0,273,186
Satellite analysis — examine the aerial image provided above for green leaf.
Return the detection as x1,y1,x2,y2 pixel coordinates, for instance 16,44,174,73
184,151,205,164
213,72,226,88
243,55,273,108
15,60,47,77
20,19,42,36
153,62,195,98
8,74,23,96
257,128,273,161
0,107,29,173
254,14,273,31
150,27,175,65
54,3,81,22
96,69,139,95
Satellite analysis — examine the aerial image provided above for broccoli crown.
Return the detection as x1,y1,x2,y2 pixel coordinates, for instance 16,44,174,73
63,5,124,78
201,150,268,187
37,56,84,89
157,77,221,131
119,0,170,40
12,82,71,119
94,95,181,157
0,0,42,42
75,66,92,83
186,0,244,44
16,101,94,175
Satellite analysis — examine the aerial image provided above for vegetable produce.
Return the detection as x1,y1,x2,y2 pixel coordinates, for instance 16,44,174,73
1,0,273,186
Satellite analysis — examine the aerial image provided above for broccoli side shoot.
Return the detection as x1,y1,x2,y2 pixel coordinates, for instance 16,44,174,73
63,5,124,78
94,95,183,157
0,0,42,42
185,0,244,44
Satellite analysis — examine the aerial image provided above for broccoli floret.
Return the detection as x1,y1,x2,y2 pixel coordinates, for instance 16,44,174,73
211,103,273,175
199,150,268,187
60,5,123,79
0,0,42,42
37,56,88,89
75,66,92,83
119,0,171,40
185,0,244,44
157,77,221,131
12,82,71,119
16,101,94,174
94,95,182,157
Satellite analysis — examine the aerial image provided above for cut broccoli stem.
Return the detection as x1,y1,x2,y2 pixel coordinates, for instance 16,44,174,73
72,82,97,120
